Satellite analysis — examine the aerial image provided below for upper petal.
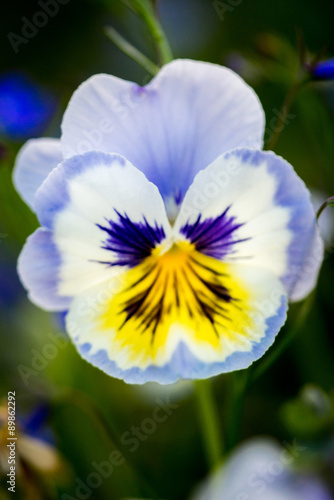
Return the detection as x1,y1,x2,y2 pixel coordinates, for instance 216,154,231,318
60,59,265,210
174,148,324,302
13,138,63,210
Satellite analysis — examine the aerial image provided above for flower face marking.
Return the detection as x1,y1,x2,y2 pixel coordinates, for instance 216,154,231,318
180,206,249,259
94,205,254,366
97,210,166,267
94,207,254,369
99,242,254,368
15,60,324,383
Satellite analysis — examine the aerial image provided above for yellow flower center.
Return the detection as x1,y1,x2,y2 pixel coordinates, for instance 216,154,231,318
98,240,254,367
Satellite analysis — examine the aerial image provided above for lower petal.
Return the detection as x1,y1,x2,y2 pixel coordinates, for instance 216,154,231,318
66,245,287,384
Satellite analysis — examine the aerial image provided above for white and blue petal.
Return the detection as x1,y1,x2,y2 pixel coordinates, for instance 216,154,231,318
18,150,172,309
66,260,287,384
174,148,324,302
60,59,265,215
13,138,63,210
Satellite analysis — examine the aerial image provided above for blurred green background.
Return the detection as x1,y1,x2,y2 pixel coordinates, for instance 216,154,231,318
1,0,334,499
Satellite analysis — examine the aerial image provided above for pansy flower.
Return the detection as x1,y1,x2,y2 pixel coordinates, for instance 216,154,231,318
193,438,333,500
14,59,323,384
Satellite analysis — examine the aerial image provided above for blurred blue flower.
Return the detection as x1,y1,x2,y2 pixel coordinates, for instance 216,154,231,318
21,403,54,445
311,59,334,80
0,71,57,140
0,247,23,308
0,401,65,478
193,438,333,500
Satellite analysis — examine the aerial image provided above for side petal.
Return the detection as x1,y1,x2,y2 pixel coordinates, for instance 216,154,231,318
65,254,287,384
13,138,62,210
17,228,71,311
174,148,324,302
30,151,171,299
60,59,264,212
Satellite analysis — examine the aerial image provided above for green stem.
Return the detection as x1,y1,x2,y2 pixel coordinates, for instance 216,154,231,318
121,0,173,66
104,26,160,76
225,370,249,452
250,292,315,385
265,74,308,151
316,196,334,219
194,379,223,469
139,3,173,65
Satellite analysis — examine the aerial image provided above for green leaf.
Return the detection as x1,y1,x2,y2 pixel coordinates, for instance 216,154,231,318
281,384,334,439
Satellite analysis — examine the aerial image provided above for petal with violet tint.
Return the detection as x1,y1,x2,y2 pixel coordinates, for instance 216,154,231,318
18,151,172,310
174,148,324,302
193,439,333,500
66,243,287,384
61,59,265,216
13,138,62,210
17,228,71,311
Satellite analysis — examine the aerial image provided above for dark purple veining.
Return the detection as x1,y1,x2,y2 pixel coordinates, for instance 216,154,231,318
180,206,249,259
97,210,166,267
174,190,183,206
